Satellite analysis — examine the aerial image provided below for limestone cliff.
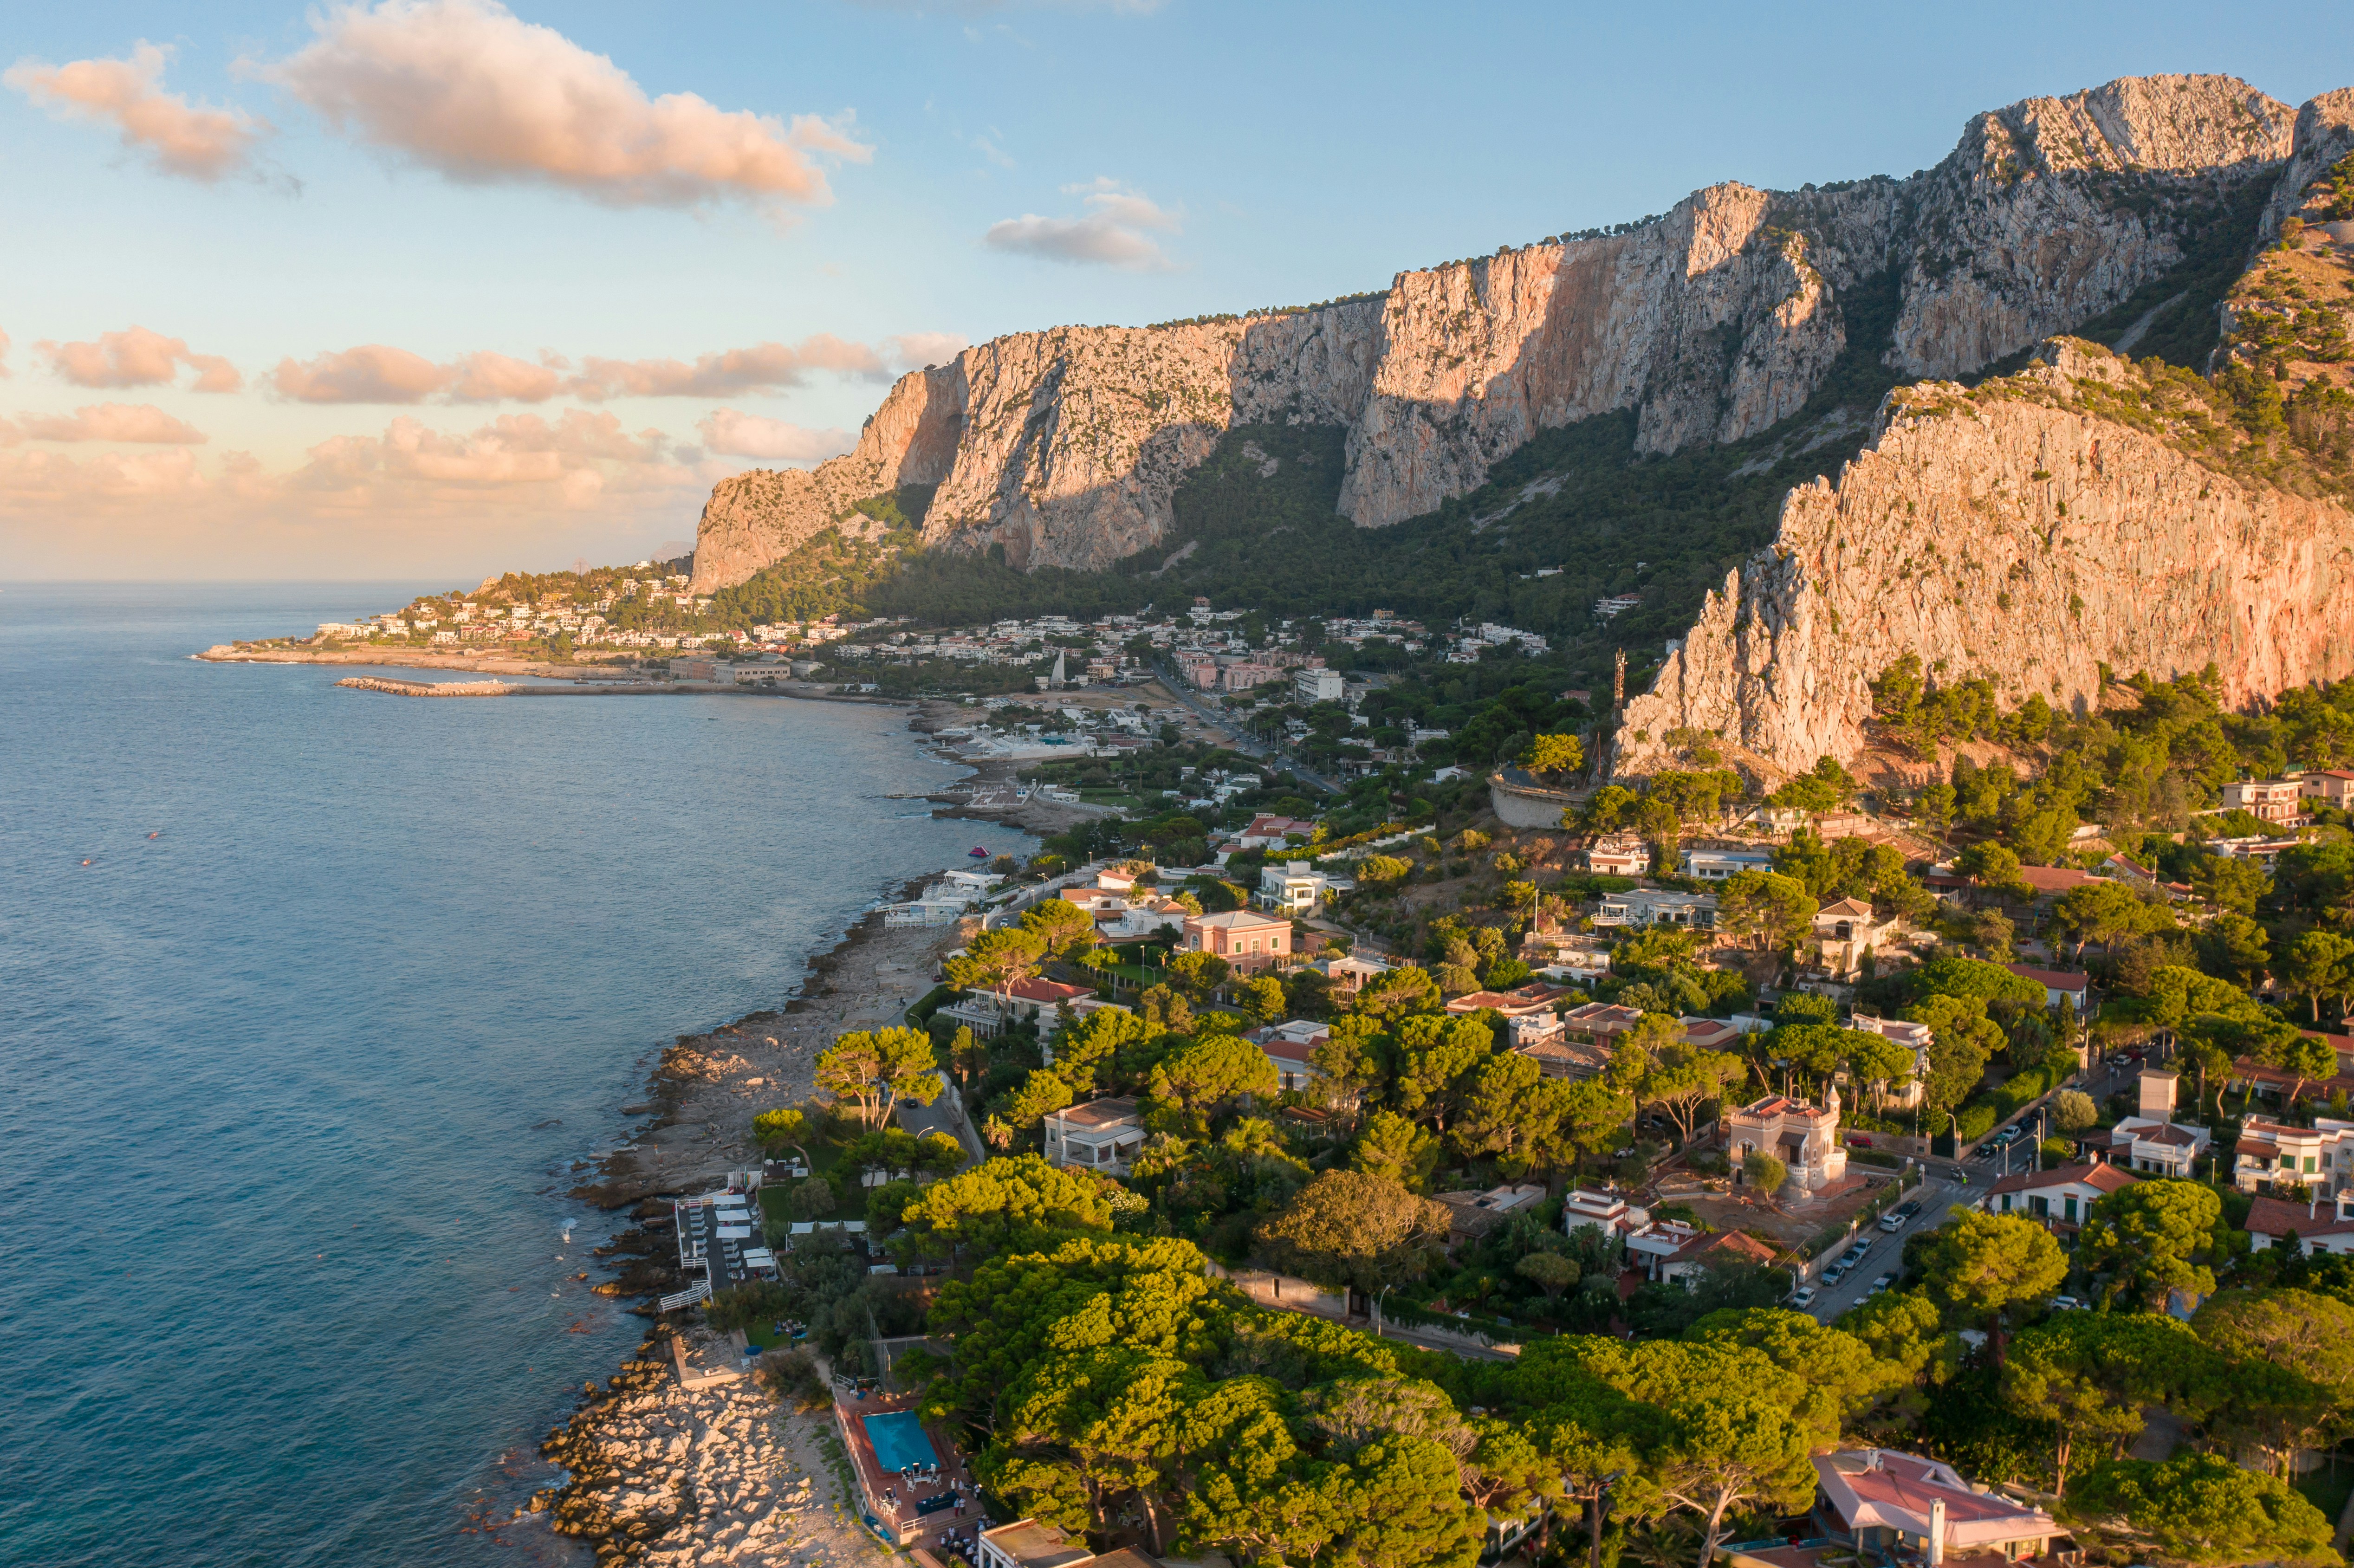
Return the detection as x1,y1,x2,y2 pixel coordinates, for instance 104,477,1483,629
693,73,2316,590
1613,341,2354,778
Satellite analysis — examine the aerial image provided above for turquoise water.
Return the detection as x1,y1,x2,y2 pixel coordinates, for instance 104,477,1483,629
862,1411,939,1474
0,584,1016,1567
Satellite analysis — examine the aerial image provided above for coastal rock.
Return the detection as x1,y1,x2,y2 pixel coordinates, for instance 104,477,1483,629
690,74,2327,588
1612,339,2354,777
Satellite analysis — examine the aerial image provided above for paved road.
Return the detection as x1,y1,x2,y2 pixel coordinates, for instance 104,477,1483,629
1151,663,1341,793
1799,1170,1973,1322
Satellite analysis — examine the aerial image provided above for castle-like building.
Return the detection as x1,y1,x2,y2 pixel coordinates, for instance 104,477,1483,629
1725,1086,1848,1193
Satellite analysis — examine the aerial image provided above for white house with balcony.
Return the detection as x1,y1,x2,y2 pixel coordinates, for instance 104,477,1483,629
1043,1098,1147,1175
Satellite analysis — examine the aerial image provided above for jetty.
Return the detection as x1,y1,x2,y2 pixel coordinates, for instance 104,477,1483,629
335,676,515,697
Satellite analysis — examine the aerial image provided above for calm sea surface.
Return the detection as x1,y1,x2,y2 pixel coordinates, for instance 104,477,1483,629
0,583,1015,1567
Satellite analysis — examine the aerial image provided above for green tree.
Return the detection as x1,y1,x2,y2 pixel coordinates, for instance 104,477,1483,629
815,1026,942,1130
1688,1307,1906,1419
1390,1011,1498,1133
1907,993,2004,1119
2193,1287,2354,1476
1148,1034,1279,1128
2067,1452,2336,1567
2188,853,2270,916
2197,912,2271,991
1715,869,1815,953
1516,1250,1580,1300
2004,1312,2214,1490
1552,1337,1834,1568
1615,1015,1747,1144
2077,1179,2224,1311
1349,1109,1440,1192
1913,1212,2068,1358
947,927,1049,994
899,1153,1115,1252
1956,842,2032,901
1742,1150,1788,1195
752,1106,811,1161
1164,948,1233,1000
1254,1169,1452,1293
2049,880,2162,959
1523,732,1586,778
2052,1088,2099,1133
1022,896,1101,958
1352,962,1442,1021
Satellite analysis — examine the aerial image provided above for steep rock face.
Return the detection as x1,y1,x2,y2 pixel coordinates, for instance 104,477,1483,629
2260,87,2354,240
1889,75,2294,377
694,74,2323,589
1614,342,2354,778
688,365,963,591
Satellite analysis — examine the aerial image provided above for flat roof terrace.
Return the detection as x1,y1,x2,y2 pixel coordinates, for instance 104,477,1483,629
833,1387,976,1548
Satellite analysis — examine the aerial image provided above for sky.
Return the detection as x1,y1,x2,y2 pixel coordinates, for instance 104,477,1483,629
4,0,2351,583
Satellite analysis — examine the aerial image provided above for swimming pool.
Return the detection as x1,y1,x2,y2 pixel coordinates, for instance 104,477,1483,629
864,1410,939,1473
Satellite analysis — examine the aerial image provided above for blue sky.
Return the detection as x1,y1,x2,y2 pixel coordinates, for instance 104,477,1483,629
5,0,2350,579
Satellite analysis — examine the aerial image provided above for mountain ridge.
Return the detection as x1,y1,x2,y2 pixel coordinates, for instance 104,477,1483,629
691,72,2311,593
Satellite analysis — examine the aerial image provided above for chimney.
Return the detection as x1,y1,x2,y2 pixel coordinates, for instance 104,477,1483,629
2138,1069,2179,1121
1927,1499,1946,1567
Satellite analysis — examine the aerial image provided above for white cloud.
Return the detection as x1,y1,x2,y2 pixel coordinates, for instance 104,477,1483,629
883,332,969,370
272,343,450,403
16,402,208,444
268,0,871,212
40,326,243,392
695,409,854,462
6,42,269,182
983,178,1179,269
0,328,11,378
564,334,888,400
447,350,564,403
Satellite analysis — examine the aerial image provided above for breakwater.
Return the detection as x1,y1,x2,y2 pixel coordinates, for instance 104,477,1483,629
336,676,515,697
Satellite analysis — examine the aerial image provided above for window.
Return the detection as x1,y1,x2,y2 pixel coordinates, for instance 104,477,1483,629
2064,1196,2078,1222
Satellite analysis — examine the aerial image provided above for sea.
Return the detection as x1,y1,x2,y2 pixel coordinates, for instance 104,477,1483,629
0,583,1018,1567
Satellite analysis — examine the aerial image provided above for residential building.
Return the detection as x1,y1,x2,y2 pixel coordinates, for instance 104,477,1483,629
1978,1162,2136,1228
1182,908,1294,971
940,976,1098,1038
980,1519,1161,1568
1250,1019,1329,1092
1433,1183,1548,1243
2245,1192,2354,1256
2004,963,2090,1011
1625,1221,1778,1284
1596,887,1717,929
2101,853,2193,901
1292,667,1346,704
1043,1099,1147,1175
1560,1001,1646,1045
2221,777,2304,824
2301,769,2354,808
1234,814,1315,849
1725,1091,1849,1192
2233,1116,2354,1194
1443,980,1574,1017
1560,1189,1647,1243
1806,1448,2065,1565
2210,835,2304,868
1516,1033,1616,1082
1848,1015,1932,1109
1585,836,1651,876
1680,1017,1742,1052
1257,860,1331,914
1812,897,1903,981
1683,847,1773,881
2101,1070,2211,1177
1316,954,1391,993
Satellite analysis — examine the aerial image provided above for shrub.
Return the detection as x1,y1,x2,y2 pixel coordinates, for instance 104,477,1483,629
1956,1102,1998,1143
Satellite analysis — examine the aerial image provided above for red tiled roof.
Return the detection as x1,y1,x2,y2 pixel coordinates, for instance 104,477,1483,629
1005,977,1097,1004
1984,1162,2136,1198
2004,963,2088,991
2247,1194,2354,1239
2018,865,2100,894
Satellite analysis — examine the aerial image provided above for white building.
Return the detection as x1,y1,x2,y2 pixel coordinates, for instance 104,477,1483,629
1043,1098,1147,1175
1257,860,1332,914
1682,848,1773,881
2101,1071,2211,1177
1596,888,1717,929
1292,667,1346,704
1560,1189,1646,1243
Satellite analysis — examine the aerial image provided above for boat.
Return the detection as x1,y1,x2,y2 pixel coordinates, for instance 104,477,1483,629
968,846,989,858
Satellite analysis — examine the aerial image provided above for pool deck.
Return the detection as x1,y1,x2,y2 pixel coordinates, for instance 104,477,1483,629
832,1388,975,1549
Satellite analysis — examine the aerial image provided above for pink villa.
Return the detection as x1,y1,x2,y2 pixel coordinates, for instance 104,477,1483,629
1724,1089,1848,1192
1182,908,1293,971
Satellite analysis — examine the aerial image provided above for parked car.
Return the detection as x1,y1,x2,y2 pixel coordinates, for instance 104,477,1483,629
1842,1238,1874,1263
1820,1262,1848,1285
1789,1286,1818,1308
1868,1273,1897,1296
1845,1134,1874,1148
1878,1199,1923,1234
2052,1295,2086,1311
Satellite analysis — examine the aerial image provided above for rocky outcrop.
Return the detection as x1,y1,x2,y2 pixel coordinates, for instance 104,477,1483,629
2259,87,2354,240
693,75,2330,589
1613,340,2354,778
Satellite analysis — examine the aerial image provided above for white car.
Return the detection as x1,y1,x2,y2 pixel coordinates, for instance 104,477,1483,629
1789,1286,1819,1308
1868,1273,1897,1296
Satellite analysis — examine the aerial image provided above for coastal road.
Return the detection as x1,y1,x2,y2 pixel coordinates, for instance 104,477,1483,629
1150,663,1341,794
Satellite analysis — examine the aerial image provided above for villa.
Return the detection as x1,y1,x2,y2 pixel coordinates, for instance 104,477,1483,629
1043,1098,1147,1175
2098,1071,2210,1177
834,1389,974,1548
1978,1163,2135,1229
2246,1192,2354,1256
979,1520,1161,1568
1561,1189,1647,1243
1803,1448,2066,1567
2233,1116,2354,1195
1724,1089,1848,1192
1249,1018,1330,1091
940,976,1099,1038
1182,908,1294,971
